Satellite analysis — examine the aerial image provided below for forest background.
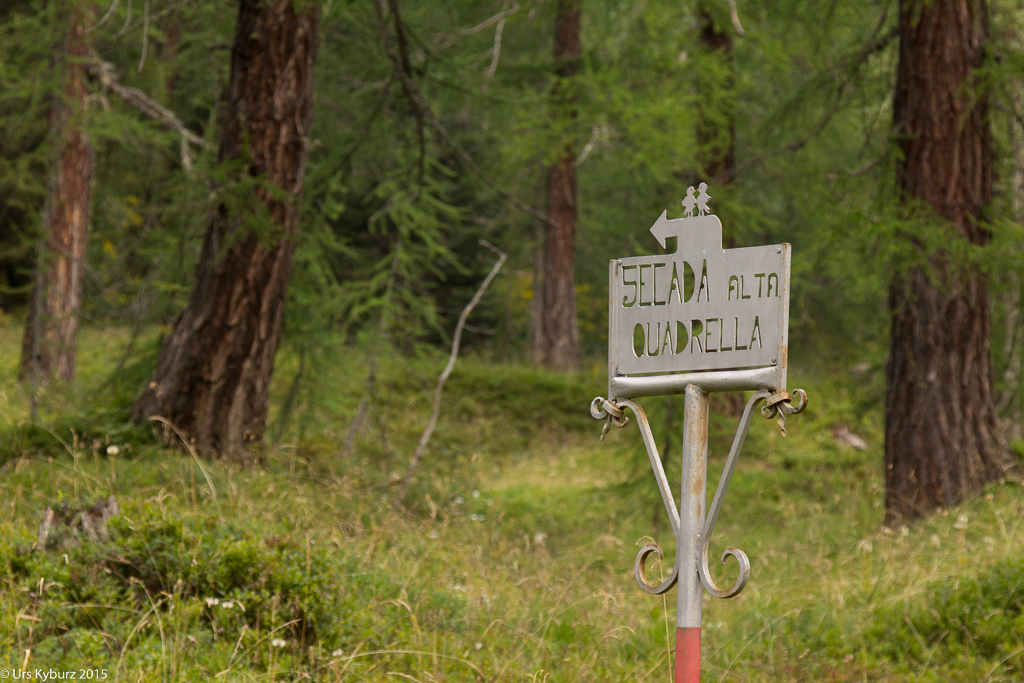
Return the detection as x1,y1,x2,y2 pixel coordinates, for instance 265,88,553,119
2,0,1024,681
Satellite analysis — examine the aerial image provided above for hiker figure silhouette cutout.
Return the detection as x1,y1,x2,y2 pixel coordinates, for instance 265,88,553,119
696,182,712,216
681,186,698,217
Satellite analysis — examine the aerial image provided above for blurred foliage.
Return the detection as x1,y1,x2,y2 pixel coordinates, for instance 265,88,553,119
3,1,1024,679
1,0,1023,413
868,557,1024,674
0,500,421,666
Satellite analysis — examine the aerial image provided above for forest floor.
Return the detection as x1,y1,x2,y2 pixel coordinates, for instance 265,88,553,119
0,322,1023,682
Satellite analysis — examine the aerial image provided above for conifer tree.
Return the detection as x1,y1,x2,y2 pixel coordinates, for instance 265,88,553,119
21,0,97,383
541,0,582,372
696,2,736,189
885,0,1008,522
132,0,320,458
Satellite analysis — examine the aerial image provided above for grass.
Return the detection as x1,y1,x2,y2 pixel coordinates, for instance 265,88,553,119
0,320,1022,681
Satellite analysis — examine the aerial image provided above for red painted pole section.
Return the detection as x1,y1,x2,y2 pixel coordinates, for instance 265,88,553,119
675,627,702,683
676,385,709,683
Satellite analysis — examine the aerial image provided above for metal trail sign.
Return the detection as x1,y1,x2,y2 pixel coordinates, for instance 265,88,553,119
591,186,807,683
610,212,789,376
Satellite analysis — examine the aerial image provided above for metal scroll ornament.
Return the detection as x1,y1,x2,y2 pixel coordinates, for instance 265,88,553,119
593,396,681,595
591,389,808,600
697,389,806,598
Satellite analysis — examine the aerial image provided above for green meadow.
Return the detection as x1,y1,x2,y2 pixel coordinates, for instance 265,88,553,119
1,322,1022,682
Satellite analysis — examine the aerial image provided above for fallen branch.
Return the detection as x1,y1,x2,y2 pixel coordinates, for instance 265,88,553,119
573,124,601,168
339,358,376,458
88,0,120,33
825,155,881,181
137,0,150,73
727,0,745,36
437,2,521,50
481,16,506,91
87,59,212,168
396,240,507,503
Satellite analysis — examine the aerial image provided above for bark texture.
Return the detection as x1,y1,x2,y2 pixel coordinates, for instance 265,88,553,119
131,0,319,458
885,0,1007,523
21,1,96,382
541,0,581,372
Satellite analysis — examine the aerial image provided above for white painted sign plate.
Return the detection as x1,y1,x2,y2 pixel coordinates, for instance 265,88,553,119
609,209,790,377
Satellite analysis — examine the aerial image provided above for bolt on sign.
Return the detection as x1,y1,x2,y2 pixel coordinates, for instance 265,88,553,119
590,185,807,683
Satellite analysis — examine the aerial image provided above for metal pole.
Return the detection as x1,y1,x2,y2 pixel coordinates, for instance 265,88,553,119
592,189,807,682
676,383,708,683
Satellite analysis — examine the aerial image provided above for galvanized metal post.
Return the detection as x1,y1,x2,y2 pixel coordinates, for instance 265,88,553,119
676,384,708,683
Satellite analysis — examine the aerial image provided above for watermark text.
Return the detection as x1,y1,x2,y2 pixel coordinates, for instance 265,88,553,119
0,670,108,680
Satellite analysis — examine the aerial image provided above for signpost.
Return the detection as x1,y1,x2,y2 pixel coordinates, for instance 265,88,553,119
590,186,807,683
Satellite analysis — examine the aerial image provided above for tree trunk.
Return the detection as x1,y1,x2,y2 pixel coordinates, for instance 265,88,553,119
21,0,96,383
696,7,735,188
131,0,319,459
531,221,545,364
541,0,581,372
996,82,1024,442
885,0,1007,524
697,7,745,417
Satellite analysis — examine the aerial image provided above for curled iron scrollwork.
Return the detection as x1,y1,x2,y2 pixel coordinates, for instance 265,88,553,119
592,397,682,596
696,390,768,599
761,388,809,436
590,396,629,440
697,388,808,598
592,387,808,601
699,545,750,599
635,543,679,595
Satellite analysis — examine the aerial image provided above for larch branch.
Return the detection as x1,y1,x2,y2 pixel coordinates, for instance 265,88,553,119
437,2,521,50
482,16,505,90
88,59,211,167
732,25,898,181
375,0,556,228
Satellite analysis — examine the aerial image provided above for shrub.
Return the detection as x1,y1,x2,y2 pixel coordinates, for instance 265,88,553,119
0,502,439,665
867,558,1024,672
